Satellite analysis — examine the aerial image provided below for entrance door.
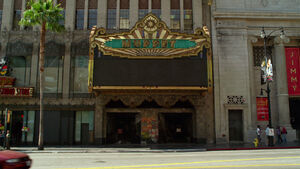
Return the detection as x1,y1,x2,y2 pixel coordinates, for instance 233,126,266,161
81,123,89,145
107,113,140,144
159,113,193,143
229,110,243,142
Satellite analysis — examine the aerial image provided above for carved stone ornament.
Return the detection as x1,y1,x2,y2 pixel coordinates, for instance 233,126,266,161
226,96,246,104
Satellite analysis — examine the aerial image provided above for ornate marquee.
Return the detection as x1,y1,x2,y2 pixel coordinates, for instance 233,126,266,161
89,13,211,59
89,13,213,93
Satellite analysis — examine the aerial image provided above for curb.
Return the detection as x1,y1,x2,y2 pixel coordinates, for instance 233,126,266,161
206,146,300,151
13,148,207,153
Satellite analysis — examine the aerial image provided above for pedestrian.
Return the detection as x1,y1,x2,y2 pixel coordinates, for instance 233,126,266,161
265,125,273,146
281,126,287,144
256,125,262,146
276,126,282,144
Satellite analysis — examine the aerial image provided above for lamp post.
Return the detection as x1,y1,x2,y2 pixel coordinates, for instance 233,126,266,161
260,27,285,146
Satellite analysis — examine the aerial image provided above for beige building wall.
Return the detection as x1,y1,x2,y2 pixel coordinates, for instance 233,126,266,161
212,0,300,143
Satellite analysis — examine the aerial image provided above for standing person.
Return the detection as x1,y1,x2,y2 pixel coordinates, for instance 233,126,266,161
256,125,262,146
281,126,287,144
265,125,271,146
276,126,282,144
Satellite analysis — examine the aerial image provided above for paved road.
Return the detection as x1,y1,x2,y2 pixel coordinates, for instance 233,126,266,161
28,149,300,169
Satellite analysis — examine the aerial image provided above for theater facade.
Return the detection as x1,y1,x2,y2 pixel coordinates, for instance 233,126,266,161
89,14,214,144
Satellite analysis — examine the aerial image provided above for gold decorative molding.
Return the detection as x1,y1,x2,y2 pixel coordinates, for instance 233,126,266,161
89,13,211,59
96,93,209,108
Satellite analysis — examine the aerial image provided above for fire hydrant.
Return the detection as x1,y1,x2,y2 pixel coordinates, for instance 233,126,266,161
253,138,259,148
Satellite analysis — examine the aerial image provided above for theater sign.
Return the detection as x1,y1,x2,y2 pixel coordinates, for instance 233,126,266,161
88,13,212,92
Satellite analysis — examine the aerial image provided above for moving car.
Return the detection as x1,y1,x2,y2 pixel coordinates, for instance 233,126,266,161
0,150,32,169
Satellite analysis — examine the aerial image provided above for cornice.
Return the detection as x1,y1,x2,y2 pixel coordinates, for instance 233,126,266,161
213,11,300,20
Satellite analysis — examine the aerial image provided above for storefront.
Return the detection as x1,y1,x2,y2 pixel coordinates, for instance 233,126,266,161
89,14,214,144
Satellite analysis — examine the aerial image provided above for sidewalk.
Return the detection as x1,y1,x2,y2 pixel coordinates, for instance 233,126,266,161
6,141,300,153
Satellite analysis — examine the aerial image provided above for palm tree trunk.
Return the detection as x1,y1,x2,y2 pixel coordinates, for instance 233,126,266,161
38,21,46,150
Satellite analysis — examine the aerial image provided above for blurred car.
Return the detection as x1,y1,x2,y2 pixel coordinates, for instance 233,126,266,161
0,150,32,169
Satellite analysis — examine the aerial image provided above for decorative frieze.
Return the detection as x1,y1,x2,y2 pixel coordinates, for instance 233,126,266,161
226,95,246,104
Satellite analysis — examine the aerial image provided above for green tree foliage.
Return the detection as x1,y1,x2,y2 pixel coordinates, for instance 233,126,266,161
19,0,64,32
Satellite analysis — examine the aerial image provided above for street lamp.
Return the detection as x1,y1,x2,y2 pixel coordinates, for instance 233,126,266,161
260,27,286,146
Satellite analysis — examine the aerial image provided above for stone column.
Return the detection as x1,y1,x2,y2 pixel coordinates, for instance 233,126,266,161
29,31,40,87
65,0,76,31
129,0,138,28
0,31,9,60
97,0,107,27
20,0,27,30
192,95,208,144
274,37,296,141
180,0,184,31
116,0,120,29
83,0,89,30
94,95,105,144
192,0,202,30
148,0,151,13
62,34,72,99
161,0,170,27
2,0,14,31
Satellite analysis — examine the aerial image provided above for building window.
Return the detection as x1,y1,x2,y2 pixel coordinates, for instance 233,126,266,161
120,9,129,29
139,0,148,19
73,55,89,93
152,9,161,18
107,0,116,29
44,55,63,93
88,9,97,29
75,111,94,144
43,42,64,94
59,10,65,26
171,0,180,29
10,55,31,87
7,42,32,87
71,41,89,95
120,0,129,29
184,10,192,30
170,10,180,29
183,0,192,30
152,0,161,18
139,9,148,19
253,46,273,67
57,0,66,8
13,10,22,30
76,9,84,30
107,9,116,29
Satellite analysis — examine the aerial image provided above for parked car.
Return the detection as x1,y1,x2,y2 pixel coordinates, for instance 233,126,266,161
0,150,32,169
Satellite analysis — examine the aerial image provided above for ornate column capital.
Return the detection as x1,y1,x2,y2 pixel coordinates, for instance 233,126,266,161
249,36,258,44
274,36,290,45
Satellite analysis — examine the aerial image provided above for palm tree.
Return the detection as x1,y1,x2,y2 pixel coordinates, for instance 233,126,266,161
19,0,64,150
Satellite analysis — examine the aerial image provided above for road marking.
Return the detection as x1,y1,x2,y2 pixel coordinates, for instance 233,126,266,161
60,156,300,169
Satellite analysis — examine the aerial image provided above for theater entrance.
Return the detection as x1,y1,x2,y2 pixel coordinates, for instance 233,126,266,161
159,113,193,143
106,113,140,144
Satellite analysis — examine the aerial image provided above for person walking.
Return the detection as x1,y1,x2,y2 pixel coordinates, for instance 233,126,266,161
281,126,287,144
265,125,273,146
256,125,262,146
276,126,282,144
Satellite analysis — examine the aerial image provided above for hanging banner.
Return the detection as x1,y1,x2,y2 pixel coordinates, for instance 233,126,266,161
256,97,269,121
285,48,300,95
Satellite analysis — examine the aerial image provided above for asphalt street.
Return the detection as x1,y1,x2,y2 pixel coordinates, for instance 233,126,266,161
28,149,300,169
